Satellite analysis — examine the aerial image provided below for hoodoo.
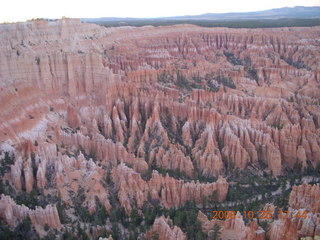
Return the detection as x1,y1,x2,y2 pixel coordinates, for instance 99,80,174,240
0,18,319,239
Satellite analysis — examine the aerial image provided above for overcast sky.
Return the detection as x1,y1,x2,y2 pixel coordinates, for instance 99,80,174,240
0,0,319,23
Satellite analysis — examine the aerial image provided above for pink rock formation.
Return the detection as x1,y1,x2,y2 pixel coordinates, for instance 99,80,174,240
197,211,266,240
268,184,320,240
59,130,148,173
112,163,228,214
9,141,36,193
0,18,320,238
0,194,61,228
135,101,195,175
198,184,320,240
36,143,111,213
67,105,81,128
267,209,320,240
192,124,224,177
10,157,23,190
289,183,320,213
145,216,187,240
0,19,319,176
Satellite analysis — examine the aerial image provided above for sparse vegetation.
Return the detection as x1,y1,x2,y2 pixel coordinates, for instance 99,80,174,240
270,122,284,130
208,224,221,240
72,187,92,222
224,51,243,65
0,152,14,176
280,56,311,70
175,71,192,90
57,193,69,224
246,66,259,83
215,75,236,89
0,216,39,240
15,189,40,209
95,18,320,28
44,224,50,231
157,70,173,83
35,57,40,65
207,81,220,92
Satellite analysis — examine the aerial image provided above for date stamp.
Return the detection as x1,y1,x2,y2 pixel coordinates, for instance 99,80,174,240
212,210,308,220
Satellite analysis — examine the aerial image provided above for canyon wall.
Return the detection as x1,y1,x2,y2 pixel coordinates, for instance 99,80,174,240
0,19,319,238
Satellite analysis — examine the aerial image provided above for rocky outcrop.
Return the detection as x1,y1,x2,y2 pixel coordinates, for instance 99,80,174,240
246,220,266,240
267,209,320,240
145,216,187,240
197,184,319,240
192,124,224,177
197,211,266,240
59,129,148,173
67,105,81,129
136,101,195,176
55,152,111,213
268,184,320,240
9,141,36,193
0,194,61,228
10,156,23,191
289,183,320,213
112,163,228,214
36,143,111,213
152,145,194,177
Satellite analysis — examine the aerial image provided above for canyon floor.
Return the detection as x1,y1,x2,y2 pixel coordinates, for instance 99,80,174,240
0,19,319,240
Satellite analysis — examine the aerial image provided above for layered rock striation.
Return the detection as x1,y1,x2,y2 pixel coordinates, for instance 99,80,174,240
0,19,320,237
1,20,319,175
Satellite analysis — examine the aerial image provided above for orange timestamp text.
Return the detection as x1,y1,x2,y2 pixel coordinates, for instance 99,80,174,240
212,210,308,220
